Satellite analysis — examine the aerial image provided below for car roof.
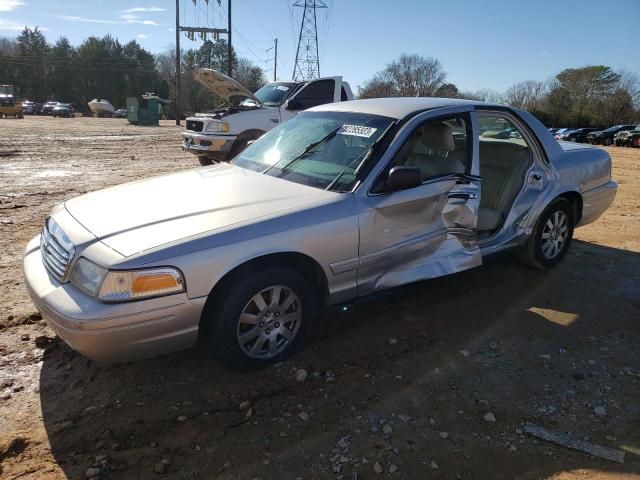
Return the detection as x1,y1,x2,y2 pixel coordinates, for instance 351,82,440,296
309,97,502,119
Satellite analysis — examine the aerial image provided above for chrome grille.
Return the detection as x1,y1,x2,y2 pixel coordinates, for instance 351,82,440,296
40,218,74,281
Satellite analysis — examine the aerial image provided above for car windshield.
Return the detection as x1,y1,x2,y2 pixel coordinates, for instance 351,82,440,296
240,82,298,107
603,125,624,133
233,111,395,191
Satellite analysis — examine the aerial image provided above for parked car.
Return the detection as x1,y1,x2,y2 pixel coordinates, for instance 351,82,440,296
613,124,640,146
587,125,636,146
21,100,37,114
553,128,574,140
24,98,617,368
114,108,128,118
624,127,640,148
52,103,75,117
41,101,59,115
558,128,599,143
181,68,354,166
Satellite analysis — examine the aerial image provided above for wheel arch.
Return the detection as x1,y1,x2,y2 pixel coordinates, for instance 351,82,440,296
232,128,265,146
198,251,329,336
556,190,583,224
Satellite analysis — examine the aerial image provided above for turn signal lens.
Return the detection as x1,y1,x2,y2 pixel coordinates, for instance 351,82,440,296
98,267,185,301
132,273,179,294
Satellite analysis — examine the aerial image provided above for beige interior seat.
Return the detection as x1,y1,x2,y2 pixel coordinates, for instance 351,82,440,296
477,141,531,231
405,122,466,179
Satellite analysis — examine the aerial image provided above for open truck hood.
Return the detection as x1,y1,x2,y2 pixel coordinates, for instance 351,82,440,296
194,68,262,106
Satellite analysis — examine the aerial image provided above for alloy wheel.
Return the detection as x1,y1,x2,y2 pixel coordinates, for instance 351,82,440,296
541,211,569,260
236,285,302,359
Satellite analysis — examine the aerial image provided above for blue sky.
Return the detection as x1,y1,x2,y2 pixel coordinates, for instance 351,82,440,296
1,0,639,93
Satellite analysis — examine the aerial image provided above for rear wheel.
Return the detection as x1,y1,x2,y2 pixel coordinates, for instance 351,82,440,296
518,198,574,269
206,267,317,370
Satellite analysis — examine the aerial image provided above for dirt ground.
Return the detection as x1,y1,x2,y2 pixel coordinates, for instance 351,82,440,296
0,116,638,480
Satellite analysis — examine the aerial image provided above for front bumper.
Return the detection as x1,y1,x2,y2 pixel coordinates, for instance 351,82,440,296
181,132,236,159
23,236,206,363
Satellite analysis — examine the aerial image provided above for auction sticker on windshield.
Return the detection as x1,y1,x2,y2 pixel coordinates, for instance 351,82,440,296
337,125,378,138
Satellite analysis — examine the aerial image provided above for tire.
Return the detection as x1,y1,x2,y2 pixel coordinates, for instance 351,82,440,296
603,138,612,146
206,267,318,370
518,198,574,270
198,156,213,166
228,139,251,160
570,137,577,142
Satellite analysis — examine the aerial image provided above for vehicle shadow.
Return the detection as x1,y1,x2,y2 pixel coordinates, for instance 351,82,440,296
39,240,640,479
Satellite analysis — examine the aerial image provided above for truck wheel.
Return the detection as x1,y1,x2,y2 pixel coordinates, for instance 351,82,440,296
206,267,318,370
518,198,574,270
229,139,251,160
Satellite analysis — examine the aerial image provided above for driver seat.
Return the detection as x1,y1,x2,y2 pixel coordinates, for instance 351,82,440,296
406,123,466,178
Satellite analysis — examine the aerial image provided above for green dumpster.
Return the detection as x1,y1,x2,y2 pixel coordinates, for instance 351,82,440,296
126,94,170,126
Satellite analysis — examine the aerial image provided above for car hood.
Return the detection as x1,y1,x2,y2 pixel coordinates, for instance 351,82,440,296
64,164,338,257
194,68,262,107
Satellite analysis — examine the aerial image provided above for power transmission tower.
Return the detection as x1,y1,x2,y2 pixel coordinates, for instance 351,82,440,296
292,0,326,81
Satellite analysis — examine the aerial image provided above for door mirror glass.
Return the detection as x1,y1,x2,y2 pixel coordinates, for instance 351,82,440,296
387,166,422,191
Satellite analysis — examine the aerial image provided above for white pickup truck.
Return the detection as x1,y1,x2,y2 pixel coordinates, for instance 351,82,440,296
181,68,354,165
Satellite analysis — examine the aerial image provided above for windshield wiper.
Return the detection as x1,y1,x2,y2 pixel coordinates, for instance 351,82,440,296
262,126,343,175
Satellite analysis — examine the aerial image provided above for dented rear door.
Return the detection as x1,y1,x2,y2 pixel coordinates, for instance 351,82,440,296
355,107,482,295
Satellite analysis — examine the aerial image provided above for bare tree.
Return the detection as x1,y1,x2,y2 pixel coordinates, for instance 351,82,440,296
503,80,547,111
358,53,447,99
386,54,446,97
358,73,396,99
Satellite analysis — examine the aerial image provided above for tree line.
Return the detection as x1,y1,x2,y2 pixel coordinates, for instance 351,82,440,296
0,27,265,116
1,29,638,127
358,54,640,127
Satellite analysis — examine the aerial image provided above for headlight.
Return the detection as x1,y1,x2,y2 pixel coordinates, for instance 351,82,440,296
70,258,185,301
205,121,230,133
69,258,106,295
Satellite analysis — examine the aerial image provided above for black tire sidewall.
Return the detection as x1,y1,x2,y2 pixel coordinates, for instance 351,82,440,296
532,198,574,269
209,267,317,370
198,156,213,166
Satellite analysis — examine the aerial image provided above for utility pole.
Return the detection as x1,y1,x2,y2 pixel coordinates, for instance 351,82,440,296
274,38,278,81
267,38,278,81
292,0,326,81
174,0,231,125
175,0,180,125
227,0,232,77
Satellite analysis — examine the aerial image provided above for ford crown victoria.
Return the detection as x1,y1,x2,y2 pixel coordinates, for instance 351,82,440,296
24,98,617,369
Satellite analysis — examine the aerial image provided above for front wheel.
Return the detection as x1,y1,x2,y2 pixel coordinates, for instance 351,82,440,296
206,267,318,370
198,156,213,166
603,138,612,146
518,198,574,269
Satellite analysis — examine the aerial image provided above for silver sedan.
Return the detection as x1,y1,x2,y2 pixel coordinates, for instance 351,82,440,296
24,98,617,369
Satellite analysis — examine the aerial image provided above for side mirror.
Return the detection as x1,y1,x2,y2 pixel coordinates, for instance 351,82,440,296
387,166,422,191
285,99,301,111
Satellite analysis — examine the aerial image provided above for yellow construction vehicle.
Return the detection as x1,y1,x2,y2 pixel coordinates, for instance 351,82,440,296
0,85,23,119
